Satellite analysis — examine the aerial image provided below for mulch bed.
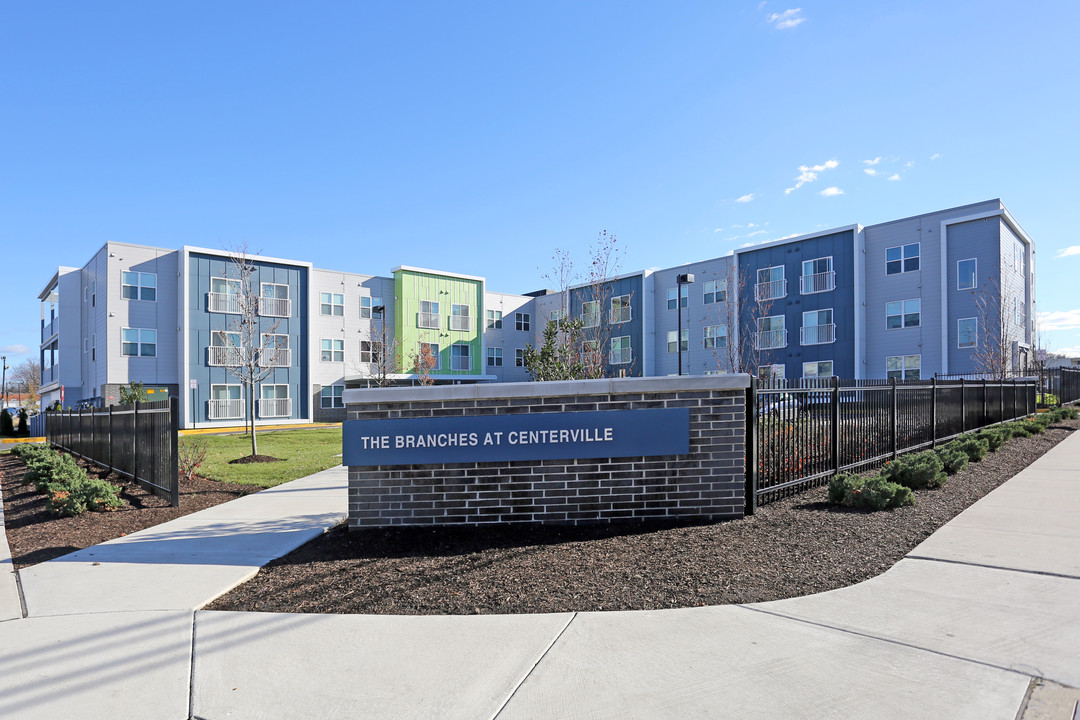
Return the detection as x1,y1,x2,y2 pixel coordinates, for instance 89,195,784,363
1,452,257,569
205,418,1080,616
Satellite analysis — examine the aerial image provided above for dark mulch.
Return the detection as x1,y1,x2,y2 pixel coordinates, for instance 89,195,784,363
1,451,257,569
207,418,1080,616
229,454,282,464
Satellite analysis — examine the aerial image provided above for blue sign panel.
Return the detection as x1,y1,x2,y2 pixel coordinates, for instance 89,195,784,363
343,408,689,467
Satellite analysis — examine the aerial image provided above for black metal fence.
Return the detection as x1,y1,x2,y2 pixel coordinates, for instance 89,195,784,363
746,377,1038,512
46,398,180,506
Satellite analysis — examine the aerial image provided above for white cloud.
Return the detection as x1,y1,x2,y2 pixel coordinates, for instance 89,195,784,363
713,228,724,233
863,157,882,166
888,173,901,181
1056,246,1080,258
930,153,942,160
785,158,838,193
864,168,879,176
747,230,767,237
905,160,915,168
819,186,844,197
1038,309,1080,331
747,222,758,228
0,344,28,355
735,193,757,203
766,8,805,29
758,1,767,9
1053,347,1080,358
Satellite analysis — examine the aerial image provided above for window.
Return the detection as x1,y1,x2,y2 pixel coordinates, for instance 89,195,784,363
516,312,530,331
801,257,835,294
802,361,834,379
450,304,471,331
487,347,503,367
610,336,632,364
209,331,242,366
360,296,384,319
667,285,688,310
801,308,835,345
886,355,921,381
1015,240,1023,271
755,266,786,301
886,299,920,329
320,385,344,409
320,292,344,316
259,283,291,317
260,384,291,418
486,310,503,329
360,340,382,363
610,295,632,323
667,329,688,353
212,330,240,347
515,348,525,367
958,317,978,348
886,243,920,275
957,259,977,291
581,300,600,328
1015,297,1024,326
320,338,344,362
91,334,95,362
418,300,440,328
90,281,96,307
121,328,156,357
260,333,290,367
209,277,241,313
756,315,786,350
550,308,567,324
758,364,785,381
703,325,727,349
210,384,243,419
122,271,157,301
418,342,440,370
703,279,726,304
451,343,470,371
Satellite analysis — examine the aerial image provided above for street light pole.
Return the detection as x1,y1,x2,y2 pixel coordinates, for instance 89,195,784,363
676,274,694,376
1,355,7,409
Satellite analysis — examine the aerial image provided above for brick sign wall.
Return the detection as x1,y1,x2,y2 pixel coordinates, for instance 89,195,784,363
344,375,750,529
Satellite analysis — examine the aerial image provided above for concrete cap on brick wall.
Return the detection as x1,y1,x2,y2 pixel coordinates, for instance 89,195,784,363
342,374,751,406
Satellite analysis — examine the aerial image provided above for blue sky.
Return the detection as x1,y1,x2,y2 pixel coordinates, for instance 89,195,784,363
3,1,1079,367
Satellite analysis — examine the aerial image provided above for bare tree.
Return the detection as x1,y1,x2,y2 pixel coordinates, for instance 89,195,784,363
10,359,41,412
703,262,776,377
972,275,1022,380
410,343,438,386
356,308,401,387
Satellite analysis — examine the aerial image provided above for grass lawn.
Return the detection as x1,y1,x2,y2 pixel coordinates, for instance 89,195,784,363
193,426,343,487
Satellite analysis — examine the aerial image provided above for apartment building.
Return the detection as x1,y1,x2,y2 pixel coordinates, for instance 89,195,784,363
37,199,1035,427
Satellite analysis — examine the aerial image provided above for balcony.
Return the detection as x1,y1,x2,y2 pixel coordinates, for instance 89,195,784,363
41,317,58,343
41,364,59,386
258,397,292,418
754,329,788,350
208,346,248,367
449,316,471,332
610,347,632,365
208,292,241,314
258,296,292,317
754,279,787,302
582,312,600,328
417,312,440,329
800,323,836,346
800,271,836,295
259,348,292,368
208,399,244,420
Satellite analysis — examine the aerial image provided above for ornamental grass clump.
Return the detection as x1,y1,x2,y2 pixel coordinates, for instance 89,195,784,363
881,451,948,489
828,473,913,510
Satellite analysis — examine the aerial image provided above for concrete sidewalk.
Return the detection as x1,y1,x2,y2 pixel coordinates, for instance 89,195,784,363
2,435,1079,719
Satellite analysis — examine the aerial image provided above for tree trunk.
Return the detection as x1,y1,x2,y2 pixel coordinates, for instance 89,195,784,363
249,385,258,457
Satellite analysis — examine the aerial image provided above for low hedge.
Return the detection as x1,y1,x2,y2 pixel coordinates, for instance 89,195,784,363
12,444,123,516
828,473,913,510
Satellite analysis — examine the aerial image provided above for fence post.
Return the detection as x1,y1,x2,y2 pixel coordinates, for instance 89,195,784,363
982,379,988,428
931,377,938,448
132,400,139,485
108,405,114,474
745,377,758,516
960,378,966,433
830,375,840,475
999,380,1004,424
170,397,180,507
890,377,898,460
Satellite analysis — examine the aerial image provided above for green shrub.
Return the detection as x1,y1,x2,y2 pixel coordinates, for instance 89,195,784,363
881,451,947,489
1006,422,1032,438
936,445,969,475
46,474,124,516
978,428,1008,452
954,436,990,462
1019,419,1045,435
829,473,913,510
1061,406,1079,420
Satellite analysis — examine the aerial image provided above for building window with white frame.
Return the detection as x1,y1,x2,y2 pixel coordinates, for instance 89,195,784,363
758,364,785,381
515,348,524,367
259,283,291,317
91,334,96,362
321,338,344,362
360,296,384,319
703,325,727,349
958,317,978,348
516,312,530,331
122,271,157,301
121,328,156,357
957,259,977,291
487,347,503,367
667,329,688,353
610,294,631,323
450,304,471,331
418,300,440,328
209,331,243,366
320,292,344,316
703,279,726,304
260,333,290,367
209,277,241,313
581,300,600,328
419,342,440,370
801,257,835,294
610,336,632,365
360,340,382,363
886,299,920,329
486,310,502,329
320,385,344,409
886,355,921,381
802,360,834,379
1015,297,1024,327
451,342,470,371
259,384,291,418
667,285,688,310
210,384,243,419
886,243,919,275
549,308,566,324
801,308,836,345
755,266,786,301
755,315,787,350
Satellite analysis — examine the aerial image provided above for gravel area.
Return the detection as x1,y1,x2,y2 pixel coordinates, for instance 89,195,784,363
206,417,1080,616
0,451,257,569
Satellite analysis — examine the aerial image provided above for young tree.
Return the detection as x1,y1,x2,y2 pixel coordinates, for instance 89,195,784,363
704,262,777,377
356,309,401,388
119,381,150,405
410,343,439,386
972,275,1023,380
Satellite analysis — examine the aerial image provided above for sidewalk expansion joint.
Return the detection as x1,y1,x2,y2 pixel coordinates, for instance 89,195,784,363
14,568,28,619
735,604,1046,683
905,555,1080,582
491,612,577,720
188,612,198,720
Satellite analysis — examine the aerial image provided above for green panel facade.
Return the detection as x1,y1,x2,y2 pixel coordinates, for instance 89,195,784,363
393,268,484,376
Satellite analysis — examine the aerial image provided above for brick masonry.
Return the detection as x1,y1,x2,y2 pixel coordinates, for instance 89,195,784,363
344,376,750,529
